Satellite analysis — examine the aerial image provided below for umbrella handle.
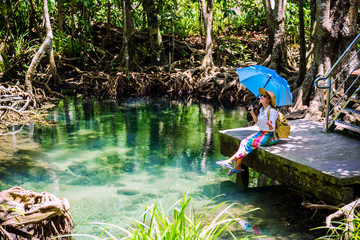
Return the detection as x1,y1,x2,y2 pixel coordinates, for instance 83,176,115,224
251,98,258,106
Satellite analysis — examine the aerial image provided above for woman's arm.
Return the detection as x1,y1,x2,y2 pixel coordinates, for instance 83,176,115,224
248,105,257,123
266,109,278,130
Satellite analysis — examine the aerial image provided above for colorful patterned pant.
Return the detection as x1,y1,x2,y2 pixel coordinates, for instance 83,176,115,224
235,131,278,160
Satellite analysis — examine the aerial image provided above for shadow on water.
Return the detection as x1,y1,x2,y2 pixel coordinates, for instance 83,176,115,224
0,96,319,239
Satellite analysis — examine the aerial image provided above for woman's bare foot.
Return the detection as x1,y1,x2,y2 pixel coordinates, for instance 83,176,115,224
216,160,233,169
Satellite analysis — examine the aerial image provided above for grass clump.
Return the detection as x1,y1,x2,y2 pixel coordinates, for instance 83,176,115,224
314,208,360,240
64,195,258,239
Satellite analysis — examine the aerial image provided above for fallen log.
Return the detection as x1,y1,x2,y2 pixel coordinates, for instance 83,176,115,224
0,187,73,240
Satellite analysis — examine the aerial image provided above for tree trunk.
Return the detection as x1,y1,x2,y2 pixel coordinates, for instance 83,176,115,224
101,0,112,48
143,0,168,66
261,0,287,73
123,0,130,85
200,0,214,69
292,0,359,120
25,0,58,93
106,0,138,72
58,0,64,32
29,0,43,42
4,0,15,57
199,4,203,42
71,0,75,53
297,0,306,88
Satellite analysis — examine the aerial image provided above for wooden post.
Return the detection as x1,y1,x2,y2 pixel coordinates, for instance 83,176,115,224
235,165,249,190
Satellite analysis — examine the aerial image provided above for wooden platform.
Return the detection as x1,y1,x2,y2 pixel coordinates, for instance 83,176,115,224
219,119,360,204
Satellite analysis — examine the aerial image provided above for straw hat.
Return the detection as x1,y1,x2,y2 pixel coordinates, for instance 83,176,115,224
259,87,276,108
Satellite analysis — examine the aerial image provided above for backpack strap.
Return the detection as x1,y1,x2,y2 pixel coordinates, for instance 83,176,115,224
267,107,273,121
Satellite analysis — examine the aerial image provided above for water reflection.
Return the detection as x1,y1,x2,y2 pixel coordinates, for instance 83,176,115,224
0,97,317,239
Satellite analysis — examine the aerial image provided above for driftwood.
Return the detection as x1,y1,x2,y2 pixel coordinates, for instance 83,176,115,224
0,187,73,239
324,199,360,239
302,199,360,240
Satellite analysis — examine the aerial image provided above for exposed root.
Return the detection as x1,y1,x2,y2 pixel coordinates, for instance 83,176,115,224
325,199,360,239
302,199,360,240
0,187,73,240
0,83,54,134
174,65,248,101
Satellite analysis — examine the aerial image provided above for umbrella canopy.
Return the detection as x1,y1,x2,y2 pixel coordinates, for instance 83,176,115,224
236,65,293,106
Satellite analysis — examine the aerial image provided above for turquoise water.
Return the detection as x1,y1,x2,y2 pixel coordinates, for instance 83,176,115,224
0,97,317,239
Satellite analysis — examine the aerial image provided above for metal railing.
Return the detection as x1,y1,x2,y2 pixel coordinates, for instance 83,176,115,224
314,33,360,132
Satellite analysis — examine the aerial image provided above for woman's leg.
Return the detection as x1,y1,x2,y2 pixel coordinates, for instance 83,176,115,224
221,132,260,166
233,131,278,171
232,132,262,171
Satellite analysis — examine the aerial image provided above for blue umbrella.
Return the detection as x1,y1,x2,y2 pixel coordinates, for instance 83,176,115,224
236,65,293,106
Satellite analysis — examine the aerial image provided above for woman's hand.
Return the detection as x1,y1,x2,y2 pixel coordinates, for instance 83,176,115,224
248,105,254,112
266,120,274,130
248,105,257,123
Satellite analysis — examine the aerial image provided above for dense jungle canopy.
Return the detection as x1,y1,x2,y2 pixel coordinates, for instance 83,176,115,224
0,0,359,130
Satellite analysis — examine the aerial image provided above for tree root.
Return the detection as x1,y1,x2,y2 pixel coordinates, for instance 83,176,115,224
0,83,53,134
0,187,73,240
325,199,360,239
62,62,255,103
174,65,248,101
302,199,360,240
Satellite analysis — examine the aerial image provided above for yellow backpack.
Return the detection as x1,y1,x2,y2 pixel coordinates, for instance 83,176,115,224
267,108,290,138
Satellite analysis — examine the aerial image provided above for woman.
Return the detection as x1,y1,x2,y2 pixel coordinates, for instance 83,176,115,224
217,87,279,175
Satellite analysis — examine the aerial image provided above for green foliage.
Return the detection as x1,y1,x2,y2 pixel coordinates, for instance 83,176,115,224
0,2,9,18
60,195,257,239
314,209,360,239
285,1,311,45
54,31,94,57
0,0,312,68
53,32,79,56
225,0,266,32
217,37,251,65
163,0,201,38
0,30,39,74
0,31,7,73
13,31,39,56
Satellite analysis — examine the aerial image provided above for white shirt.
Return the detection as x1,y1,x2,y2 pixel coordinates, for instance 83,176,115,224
256,105,278,131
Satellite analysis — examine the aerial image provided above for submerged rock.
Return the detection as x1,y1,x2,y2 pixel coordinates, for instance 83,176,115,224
116,188,138,196
68,176,91,185
142,192,159,198
68,164,88,175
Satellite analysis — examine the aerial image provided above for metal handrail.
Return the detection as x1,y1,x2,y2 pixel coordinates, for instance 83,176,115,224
314,32,360,132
